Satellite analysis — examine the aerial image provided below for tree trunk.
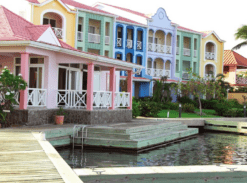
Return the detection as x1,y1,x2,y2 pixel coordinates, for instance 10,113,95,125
198,97,202,116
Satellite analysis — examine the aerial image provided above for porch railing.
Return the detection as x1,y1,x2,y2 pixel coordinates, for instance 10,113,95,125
127,39,133,48
105,36,110,45
88,33,100,44
166,46,172,54
137,41,142,50
28,88,47,107
164,70,171,78
77,31,83,41
176,47,179,55
205,52,215,60
153,69,164,77
117,38,122,47
93,91,112,108
154,44,165,53
115,92,130,107
57,90,87,108
148,43,153,51
183,48,190,56
147,68,153,76
52,27,63,39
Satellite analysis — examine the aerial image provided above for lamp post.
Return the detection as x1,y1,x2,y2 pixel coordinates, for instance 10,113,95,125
244,104,246,118
179,103,182,118
227,88,230,101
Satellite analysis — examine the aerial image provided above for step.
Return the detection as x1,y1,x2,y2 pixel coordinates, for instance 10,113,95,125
74,128,198,149
75,124,188,140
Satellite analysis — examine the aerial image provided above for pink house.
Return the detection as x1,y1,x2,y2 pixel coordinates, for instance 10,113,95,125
0,6,142,125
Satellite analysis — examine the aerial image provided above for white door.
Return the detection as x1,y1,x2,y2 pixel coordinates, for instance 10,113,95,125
93,72,101,91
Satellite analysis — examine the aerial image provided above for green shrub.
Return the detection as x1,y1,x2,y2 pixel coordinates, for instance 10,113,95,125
214,103,230,116
161,102,179,110
222,108,244,117
201,99,218,109
182,103,195,113
132,98,141,118
139,101,163,117
178,96,198,108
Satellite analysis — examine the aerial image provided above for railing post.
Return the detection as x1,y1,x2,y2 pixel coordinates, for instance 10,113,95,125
20,52,29,110
109,67,116,110
127,70,133,110
86,63,94,111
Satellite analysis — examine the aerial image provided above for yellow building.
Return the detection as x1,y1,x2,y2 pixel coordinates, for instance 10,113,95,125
200,31,225,79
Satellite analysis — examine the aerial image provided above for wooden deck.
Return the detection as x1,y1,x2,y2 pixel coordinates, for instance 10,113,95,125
0,131,82,183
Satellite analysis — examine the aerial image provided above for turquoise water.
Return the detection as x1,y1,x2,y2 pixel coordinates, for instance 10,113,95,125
57,132,247,168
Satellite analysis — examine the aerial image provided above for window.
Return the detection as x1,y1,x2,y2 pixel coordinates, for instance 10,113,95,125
43,18,56,27
183,61,190,72
15,58,21,76
30,58,44,64
193,62,196,73
78,17,83,32
105,50,109,57
77,47,83,51
176,35,180,47
94,66,100,71
136,56,142,65
116,53,122,60
194,39,197,50
176,60,179,73
88,26,95,34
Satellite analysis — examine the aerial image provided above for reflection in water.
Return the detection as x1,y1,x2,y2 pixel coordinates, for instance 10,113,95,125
57,132,247,168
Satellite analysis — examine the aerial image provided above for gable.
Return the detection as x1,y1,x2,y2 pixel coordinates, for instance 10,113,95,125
37,27,61,46
148,8,174,29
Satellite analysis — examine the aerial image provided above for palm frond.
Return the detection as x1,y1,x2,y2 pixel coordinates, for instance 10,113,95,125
235,25,247,40
232,41,247,50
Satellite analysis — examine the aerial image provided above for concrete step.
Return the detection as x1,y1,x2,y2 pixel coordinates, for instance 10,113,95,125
75,124,188,140
74,128,198,149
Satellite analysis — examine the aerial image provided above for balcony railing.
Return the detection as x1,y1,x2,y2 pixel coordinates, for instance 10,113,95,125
176,47,179,55
205,74,214,80
127,39,133,48
115,92,130,107
166,46,172,54
148,43,153,51
105,36,110,45
88,33,100,44
28,88,47,107
137,41,142,50
183,48,190,56
147,68,152,76
146,68,170,78
205,52,215,60
182,71,189,80
93,91,112,108
117,38,122,47
154,44,165,53
52,27,63,39
77,31,83,41
57,90,87,108
194,50,197,57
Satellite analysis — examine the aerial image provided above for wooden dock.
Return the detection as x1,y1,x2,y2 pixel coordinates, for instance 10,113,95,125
0,131,82,183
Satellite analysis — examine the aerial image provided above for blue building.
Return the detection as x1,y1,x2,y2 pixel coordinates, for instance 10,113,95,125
113,16,152,98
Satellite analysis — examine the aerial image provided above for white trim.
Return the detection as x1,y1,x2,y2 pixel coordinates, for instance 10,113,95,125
75,9,78,48
40,9,67,42
202,31,226,43
204,62,217,78
0,41,143,70
204,40,217,62
37,27,61,47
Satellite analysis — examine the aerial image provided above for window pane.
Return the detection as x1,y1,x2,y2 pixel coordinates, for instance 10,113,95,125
176,60,179,72
148,37,153,43
83,64,88,70
193,62,196,73
70,64,80,68
30,58,44,64
15,58,21,64
43,18,49,25
50,19,56,27
89,26,95,34
59,64,69,67
15,66,21,76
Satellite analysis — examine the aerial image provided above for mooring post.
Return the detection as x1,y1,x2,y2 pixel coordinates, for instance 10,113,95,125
244,104,246,117
179,103,182,118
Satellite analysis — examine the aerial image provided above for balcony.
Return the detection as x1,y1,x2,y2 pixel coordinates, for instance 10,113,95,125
137,41,142,50
154,44,165,53
205,74,214,80
77,31,83,41
105,36,110,45
194,50,197,58
148,43,153,51
127,39,133,49
182,71,189,80
52,27,63,39
166,46,172,54
205,52,215,60
117,38,122,47
88,33,100,44
176,47,179,55
146,68,170,78
183,48,190,56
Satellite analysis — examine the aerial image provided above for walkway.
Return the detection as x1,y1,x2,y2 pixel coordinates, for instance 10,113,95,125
0,130,82,183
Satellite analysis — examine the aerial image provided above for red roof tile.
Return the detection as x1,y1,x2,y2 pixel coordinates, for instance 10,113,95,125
224,50,247,66
98,3,150,19
26,25,50,40
26,0,39,3
201,31,213,38
116,16,146,26
177,25,202,35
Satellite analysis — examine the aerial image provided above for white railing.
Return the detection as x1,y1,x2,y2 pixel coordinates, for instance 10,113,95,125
176,47,179,55
194,50,197,57
77,31,83,41
166,46,172,54
154,44,165,53
153,69,164,77
182,71,189,80
88,33,100,44
57,90,87,108
137,41,142,50
127,39,133,48
28,88,47,107
93,91,112,108
115,92,130,107
205,74,214,80
205,52,215,60
148,43,153,51
117,38,122,47
147,68,153,76
52,27,63,39
105,36,110,45
164,70,171,78
183,48,190,56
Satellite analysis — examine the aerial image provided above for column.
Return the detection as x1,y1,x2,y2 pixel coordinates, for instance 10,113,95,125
86,63,94,111
152,31,155,52
109,67,116,110
127,70,133,110
164,34,167,53
19,52,29,110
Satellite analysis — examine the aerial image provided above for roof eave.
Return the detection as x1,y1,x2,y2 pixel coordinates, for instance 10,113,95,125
76,8,118,18
116,20,148,28
177,28,203,35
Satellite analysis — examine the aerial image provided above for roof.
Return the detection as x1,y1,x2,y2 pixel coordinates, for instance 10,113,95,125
26,0,115,16
224,50,247,66
96,2,150,19
116,16,146,27
200,30,225,42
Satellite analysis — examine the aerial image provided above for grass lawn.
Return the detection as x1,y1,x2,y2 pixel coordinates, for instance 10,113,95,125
157,109,221,118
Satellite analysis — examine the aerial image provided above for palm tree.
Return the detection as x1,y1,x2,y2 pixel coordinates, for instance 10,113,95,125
232,25,247,50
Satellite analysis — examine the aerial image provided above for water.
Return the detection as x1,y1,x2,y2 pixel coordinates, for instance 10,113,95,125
57,132,247,168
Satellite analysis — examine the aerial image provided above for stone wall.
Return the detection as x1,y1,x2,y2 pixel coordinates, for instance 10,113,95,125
8,108,132,126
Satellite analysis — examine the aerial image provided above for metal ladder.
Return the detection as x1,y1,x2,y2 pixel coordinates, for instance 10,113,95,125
72,125,89,150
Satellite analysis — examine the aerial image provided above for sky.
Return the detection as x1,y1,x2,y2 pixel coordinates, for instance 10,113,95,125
1,0,247,57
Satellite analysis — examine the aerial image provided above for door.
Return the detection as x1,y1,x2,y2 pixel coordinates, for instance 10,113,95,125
93,72,101,91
